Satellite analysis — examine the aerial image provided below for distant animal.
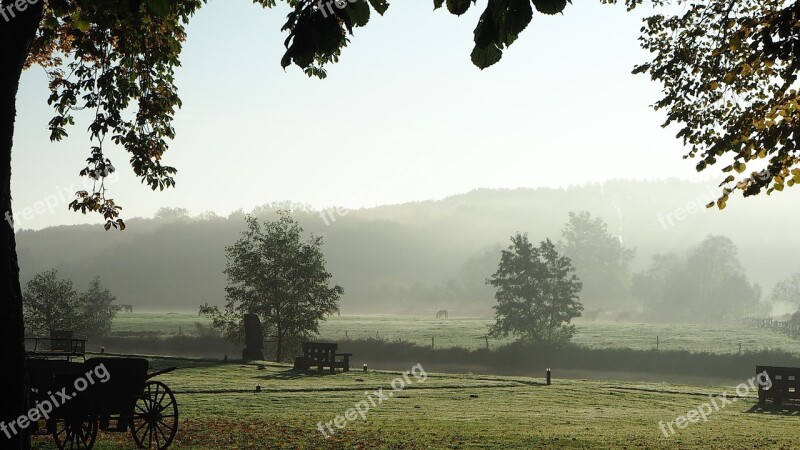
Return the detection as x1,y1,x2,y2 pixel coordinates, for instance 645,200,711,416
332,307,341,317
616,311,631,322
118,304,133,313
436,309,449,319
584,309,604,322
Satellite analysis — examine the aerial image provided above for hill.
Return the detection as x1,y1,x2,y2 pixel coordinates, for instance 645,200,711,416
16,179,800,315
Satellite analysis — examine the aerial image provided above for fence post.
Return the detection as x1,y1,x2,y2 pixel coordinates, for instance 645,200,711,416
432,336,435,349
485,335,489,350
345,330,348,340
656,335,659,350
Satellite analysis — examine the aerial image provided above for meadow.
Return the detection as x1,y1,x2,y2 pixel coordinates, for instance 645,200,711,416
30,357,800,449
111,313,800,356
26,314,800,448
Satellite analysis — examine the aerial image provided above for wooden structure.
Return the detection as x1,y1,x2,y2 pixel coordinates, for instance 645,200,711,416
299,342,352,373
26,340,179,449
25,331,86,362
756,365,800,407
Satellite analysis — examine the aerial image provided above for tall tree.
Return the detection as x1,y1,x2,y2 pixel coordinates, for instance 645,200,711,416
559,211,635,311
1,1,383,442
22,269,84,336
200,211,343,362
80,276,118,339
488,234,583,345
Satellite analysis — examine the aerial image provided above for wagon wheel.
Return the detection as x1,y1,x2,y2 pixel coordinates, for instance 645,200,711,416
131,380,178,450
52,417,98,450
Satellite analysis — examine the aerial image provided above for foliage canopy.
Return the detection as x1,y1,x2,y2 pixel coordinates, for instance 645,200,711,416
488,234,583,345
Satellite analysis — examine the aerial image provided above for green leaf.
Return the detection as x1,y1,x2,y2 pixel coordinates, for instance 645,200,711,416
471,44,503,69
347,0,371,27
368,0,390,15
145,0,170,17
531,0,569,15
447,0,472,16
505,0,533,36
474,7,499,49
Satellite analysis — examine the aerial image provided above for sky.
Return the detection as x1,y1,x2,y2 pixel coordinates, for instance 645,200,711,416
11,0,716,230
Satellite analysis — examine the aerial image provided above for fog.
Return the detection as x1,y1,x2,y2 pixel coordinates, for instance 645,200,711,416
17,178,800,320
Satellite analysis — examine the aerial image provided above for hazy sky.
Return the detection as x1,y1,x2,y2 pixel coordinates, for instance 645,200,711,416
12,0,716,230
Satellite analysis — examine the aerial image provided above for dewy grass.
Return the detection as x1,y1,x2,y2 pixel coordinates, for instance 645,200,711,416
111,313,800,355
29,358,800,450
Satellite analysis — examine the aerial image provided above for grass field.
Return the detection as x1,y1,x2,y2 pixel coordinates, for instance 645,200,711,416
112,313,800,355
29,357,800,449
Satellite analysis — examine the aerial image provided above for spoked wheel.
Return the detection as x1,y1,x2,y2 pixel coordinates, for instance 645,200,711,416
131,380,179,449
52,417,98,450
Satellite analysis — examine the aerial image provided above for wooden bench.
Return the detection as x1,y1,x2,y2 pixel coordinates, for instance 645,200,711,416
25,331,86,362
757,365,800,407
300,342,352,373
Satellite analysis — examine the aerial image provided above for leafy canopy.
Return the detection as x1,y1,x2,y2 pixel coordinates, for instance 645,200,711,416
23,0,799,230
626,0,800,206
200,211,343,362
488,234,583,345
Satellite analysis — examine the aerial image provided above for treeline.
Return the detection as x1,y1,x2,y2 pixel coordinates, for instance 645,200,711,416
14,180,800,319
23,270,117,339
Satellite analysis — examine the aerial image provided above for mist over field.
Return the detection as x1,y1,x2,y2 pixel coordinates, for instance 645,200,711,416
16,179,799,317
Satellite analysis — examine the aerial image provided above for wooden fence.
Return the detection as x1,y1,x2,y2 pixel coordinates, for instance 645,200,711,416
743,317,800,339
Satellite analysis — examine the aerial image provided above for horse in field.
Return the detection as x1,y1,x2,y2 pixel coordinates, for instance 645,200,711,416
118,304,133,313
436,309,449,319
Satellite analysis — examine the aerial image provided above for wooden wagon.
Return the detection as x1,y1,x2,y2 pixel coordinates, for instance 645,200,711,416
26,336,179,449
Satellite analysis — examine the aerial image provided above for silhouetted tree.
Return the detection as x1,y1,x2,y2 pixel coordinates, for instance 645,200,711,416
23,269,84,337
559,211,635,311
80,277,118,339
200,211,343,362
488,234,583,345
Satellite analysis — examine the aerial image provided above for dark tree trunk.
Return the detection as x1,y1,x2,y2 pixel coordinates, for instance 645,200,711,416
276,325,283,363
0,1,44,448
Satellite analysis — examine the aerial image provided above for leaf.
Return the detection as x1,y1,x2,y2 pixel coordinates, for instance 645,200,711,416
446,0,472,16
531,0,569,15
474,7,499,49
505,0,533,36
347,0,371,27
471,44,503,69
145,0,170,17
368,0,390,15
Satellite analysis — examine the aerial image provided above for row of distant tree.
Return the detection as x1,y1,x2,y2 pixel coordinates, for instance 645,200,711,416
199,209,785,355
410,210,771,323
23,270,118,339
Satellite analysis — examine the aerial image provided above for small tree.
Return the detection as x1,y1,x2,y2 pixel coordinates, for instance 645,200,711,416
80,277,118,339
23,269,84,337
488,234,583,345
201,211,343,362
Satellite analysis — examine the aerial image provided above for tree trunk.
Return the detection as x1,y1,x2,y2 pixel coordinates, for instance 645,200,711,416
0,1,44,448
276,326,283,363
